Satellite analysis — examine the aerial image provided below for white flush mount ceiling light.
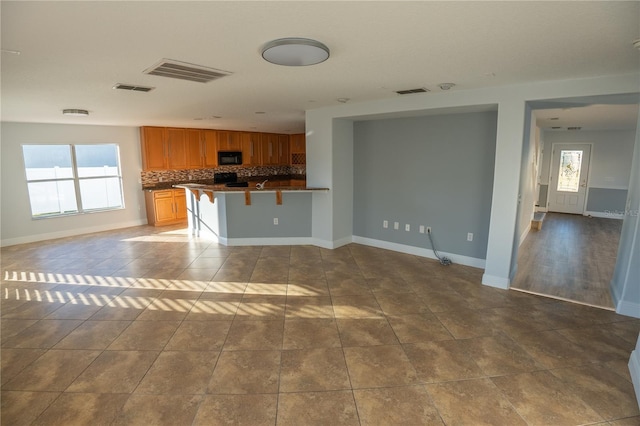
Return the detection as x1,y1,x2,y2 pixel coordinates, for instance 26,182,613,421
62,109,89,116
261,38,330,66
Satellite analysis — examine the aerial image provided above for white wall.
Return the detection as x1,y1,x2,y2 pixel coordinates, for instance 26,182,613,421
516,106,541,246
1,122,147,246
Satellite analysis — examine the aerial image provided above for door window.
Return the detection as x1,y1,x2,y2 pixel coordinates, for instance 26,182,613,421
556,150,583,192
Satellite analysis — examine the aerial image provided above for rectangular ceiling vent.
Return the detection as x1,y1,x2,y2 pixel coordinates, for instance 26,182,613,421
567,126,582,130
143,59,232,83
396,87,429,95
113,83,155,92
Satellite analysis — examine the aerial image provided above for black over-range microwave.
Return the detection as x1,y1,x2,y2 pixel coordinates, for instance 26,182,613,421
218,151,243,165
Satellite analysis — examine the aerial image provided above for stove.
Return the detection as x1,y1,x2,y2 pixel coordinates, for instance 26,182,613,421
213,172,249,187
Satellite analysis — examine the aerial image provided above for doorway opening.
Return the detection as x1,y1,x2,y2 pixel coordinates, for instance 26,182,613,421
511,95,638,310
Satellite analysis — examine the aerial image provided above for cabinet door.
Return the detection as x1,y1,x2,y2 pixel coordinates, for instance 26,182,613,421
261,133,278,165
202,130,218,167
290,133,306,165
186,129,203,169
290,133,306,153
141,127,166,170
241,132,262,166
166,128,188,169
153,191,176,223
218,131,242,151
174,190,188,221
277,135,290,165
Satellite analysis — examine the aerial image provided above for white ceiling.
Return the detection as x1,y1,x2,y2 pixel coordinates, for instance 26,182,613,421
2,1,639,134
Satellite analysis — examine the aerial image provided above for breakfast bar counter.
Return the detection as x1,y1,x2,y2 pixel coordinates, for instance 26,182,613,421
174,183,329,245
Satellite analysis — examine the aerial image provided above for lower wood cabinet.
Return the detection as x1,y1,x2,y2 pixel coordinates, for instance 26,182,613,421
144,189,187,226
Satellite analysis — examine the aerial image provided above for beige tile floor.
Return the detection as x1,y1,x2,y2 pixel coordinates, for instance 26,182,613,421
1,225,639,425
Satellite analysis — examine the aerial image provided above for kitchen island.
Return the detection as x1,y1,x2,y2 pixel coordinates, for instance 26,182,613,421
175,183,329,246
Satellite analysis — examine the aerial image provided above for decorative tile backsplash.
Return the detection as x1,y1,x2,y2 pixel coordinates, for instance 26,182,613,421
141,165,306,188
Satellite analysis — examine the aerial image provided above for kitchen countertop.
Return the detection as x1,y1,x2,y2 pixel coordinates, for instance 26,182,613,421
174,182,328,192
143,174,307,191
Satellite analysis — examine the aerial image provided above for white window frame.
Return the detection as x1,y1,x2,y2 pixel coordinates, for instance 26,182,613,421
22,143,125,219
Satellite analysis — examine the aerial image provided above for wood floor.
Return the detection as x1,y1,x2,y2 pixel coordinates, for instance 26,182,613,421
511,212,622,310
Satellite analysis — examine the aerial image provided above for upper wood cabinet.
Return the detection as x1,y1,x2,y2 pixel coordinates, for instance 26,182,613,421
241,132,261,166
141,126,300,170
290,133,306,165
186,129,204,169
277,135,290,165
141,127,167,171
202,130,218,167
141,126,188,170
165,128,189,169
260,133,278,165
218,131,242,151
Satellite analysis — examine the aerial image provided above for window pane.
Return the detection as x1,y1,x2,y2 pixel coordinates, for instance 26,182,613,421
557,150,582,193
22,145,73,180
79,178,123,210
27,180,78,216
76,144,120,177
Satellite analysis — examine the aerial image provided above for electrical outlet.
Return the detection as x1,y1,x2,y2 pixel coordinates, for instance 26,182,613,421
426,227,432,234
393,222,399,230
383,220,388,229
405,224,410,232
273,218,279,225
467,232,473,241
419,225,425,234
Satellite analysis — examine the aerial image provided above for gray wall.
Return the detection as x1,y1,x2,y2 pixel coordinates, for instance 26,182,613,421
353,111,497,259
586,188,628,214
225,192,312,238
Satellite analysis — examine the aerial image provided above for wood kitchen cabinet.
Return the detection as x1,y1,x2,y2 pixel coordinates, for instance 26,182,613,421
202,130,218,167
261,133,290,165
185,128,231,169
241,132,262,166
290,133,306,165
141,127,167,171
217,131,242,151
186,129,204,169
260,133,278,165
141,126,189,170
277,135,290,165
145,189,187,226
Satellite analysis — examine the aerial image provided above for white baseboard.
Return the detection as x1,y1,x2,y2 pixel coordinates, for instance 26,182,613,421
616,300,640,319
629,337,640,409
351,236,486,269
481,273,510,290
225,237,317,246
519,225,530,246
0,219,148,247
584,211,625,219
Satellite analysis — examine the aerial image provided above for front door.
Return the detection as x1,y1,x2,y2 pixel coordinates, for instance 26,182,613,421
548,143,591,214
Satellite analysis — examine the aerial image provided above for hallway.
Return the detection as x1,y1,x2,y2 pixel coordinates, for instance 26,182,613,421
511,213,623,310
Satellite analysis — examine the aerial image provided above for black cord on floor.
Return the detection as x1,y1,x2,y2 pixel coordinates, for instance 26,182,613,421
427,228,452,266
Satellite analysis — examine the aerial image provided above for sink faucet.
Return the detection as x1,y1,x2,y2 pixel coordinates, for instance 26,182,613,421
256,179,268,190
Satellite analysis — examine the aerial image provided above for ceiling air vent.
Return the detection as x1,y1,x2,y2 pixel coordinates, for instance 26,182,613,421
395,87,429,95
567,126,582,130
113,83,155,92
143,59,232,83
